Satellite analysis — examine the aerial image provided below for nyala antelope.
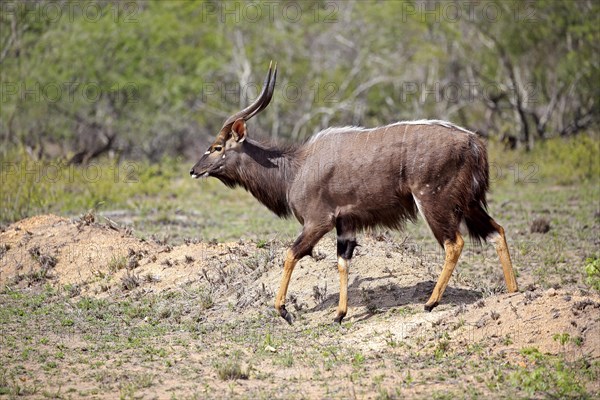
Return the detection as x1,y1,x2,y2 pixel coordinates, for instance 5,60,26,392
191,63,518,324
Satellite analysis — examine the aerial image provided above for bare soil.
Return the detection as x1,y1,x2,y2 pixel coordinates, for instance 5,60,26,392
1,214,599,398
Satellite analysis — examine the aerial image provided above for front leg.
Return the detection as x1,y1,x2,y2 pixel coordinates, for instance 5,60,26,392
334,219,357,324
274,250,297,324
334,257,349,324
274,224,331,324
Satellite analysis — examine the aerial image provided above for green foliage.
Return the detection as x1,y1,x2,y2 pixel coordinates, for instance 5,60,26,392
534,135,600,185
552,333,571,346
510,356,587,398
0,149,299,241
488,133,600,187
108,256,127,273
1,0,597,159
0,149,170,224
584,256,600,292
352,352,366,368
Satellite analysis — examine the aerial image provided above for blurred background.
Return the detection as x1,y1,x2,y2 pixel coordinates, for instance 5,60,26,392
2,0,598,160
0,0,598,244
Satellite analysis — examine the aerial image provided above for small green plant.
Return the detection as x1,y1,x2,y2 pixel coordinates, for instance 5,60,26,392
434,339,450,360
198,288,214,310
215,361,248,381
352,352,365,368
108,256,127,273
552,333,570,346
509,356,586,398
584,256,600,292
375,388,393,400
279,351,294,367
263,333,274,348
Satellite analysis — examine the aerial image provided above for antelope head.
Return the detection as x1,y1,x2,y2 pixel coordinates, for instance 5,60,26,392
190,62,277,183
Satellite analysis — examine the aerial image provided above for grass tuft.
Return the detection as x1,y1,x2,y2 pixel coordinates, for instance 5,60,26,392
215,361,248,381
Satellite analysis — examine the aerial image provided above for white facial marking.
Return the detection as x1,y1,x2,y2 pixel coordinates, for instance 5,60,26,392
222,154,226,159
192,172,209,179
204,150,210,155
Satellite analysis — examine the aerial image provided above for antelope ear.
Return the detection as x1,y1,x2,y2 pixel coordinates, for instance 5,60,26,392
231,119,247,143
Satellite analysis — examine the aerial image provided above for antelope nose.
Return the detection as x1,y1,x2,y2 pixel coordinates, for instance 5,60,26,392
189,169,194,176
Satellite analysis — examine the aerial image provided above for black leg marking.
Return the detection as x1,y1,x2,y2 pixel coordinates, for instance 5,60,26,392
333,312,346,324
336,238,357,260
279,304,293,324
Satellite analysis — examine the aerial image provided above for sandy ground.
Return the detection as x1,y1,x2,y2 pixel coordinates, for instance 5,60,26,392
2,213,599,365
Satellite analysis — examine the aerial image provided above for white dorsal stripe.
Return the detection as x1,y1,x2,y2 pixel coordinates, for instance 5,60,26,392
390,119,474,134
308,119,474,143
307,125,368,144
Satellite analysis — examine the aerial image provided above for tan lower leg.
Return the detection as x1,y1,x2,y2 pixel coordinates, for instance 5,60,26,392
274,249,297,323
334,257,349,323
425,233,464,310
491,223,518,292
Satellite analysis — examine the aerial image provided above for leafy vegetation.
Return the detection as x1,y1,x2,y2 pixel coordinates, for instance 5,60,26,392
584,256,600,292
509,348,590,399
1,134,597,236
1,0,597,161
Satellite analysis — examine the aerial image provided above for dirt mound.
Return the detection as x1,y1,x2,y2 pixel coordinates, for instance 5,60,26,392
1,214,599,360
354,289,600,361
0,214,251,296
447,289,600,360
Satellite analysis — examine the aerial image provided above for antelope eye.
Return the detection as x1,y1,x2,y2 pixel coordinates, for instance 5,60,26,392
213,145,223,152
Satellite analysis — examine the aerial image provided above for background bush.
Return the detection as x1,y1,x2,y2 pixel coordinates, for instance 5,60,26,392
1,0,598,162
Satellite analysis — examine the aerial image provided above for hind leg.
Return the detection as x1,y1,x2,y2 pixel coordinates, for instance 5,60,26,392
489,220,518,292
424,233,464,311
413,195,464,311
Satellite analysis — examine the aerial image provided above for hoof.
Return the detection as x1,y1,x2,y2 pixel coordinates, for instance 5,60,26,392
333,314,345,325
424,302,438,312
279,305,294,324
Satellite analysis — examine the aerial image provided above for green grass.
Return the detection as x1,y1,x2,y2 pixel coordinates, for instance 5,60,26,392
0,150,298,242
508,348,593,399
2,134,598,242
584,256,600,292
